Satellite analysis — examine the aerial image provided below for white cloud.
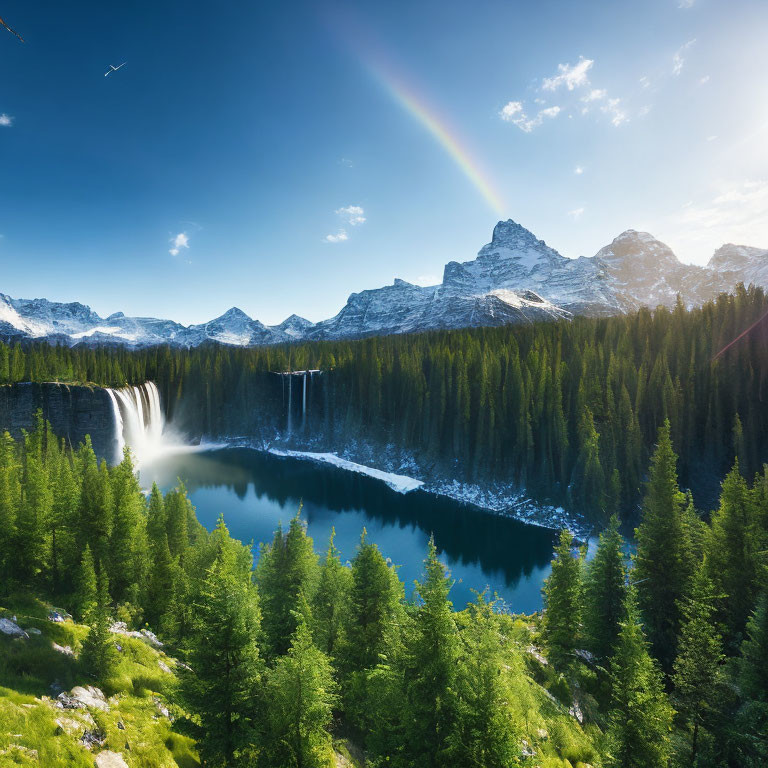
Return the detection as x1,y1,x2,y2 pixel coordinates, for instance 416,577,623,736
638,105,652,117
602,98,628,126
664,179,768,262
0,114,13,127
581,89,606,103
574,166,584,175
699,75,710,84
678,0,695,7
502,104,561,132
706,135,718,142
501,55,628,132
639,76,651,89
542,57,593,91
335,205,366,226
568,207,585,221
672,39,696,76
499,101,524,121
169,232,189,257
325,230,348,243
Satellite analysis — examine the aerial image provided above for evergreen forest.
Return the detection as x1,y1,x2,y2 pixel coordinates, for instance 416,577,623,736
0,410,766,766
4,286,768,522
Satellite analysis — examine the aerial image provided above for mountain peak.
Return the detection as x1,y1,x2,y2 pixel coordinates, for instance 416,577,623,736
217,307,252,321
708,243,768,270
490,219,546,248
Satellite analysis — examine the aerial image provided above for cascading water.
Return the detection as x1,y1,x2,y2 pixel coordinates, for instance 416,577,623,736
275,370,322,437
106,381,190,467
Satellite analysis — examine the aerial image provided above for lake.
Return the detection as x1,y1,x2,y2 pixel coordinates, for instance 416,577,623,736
138,447,558,613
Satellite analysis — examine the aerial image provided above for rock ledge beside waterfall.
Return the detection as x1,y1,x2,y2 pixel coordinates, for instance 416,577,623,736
0,382,115,460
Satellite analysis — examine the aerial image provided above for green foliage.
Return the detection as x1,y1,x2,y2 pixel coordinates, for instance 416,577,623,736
177,516,262,768
634,420,692,671
739,592,768,703
73,544,97,623
672,561,724,763
263,616,337,768
401,537,458,767
583,515,626,662
606,588,674,768
79,571,117,681
706,462,761,646
256,510,319,658
344,529,403,676
542,530,583,672
446,595,523,768
312,528,351,658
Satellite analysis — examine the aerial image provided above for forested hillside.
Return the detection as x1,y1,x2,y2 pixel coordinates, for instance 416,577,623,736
4,286,768,521
0,415,766,766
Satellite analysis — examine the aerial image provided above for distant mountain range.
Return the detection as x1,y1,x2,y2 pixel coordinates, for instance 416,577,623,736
2,220,767,348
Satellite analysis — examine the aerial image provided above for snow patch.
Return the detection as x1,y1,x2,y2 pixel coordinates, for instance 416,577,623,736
268,449,424,493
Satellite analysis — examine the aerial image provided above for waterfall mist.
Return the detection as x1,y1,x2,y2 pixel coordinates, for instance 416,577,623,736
106,381,199,468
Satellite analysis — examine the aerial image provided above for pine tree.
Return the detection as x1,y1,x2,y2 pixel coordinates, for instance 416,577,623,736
256,509,318,658
74,544,98,623
16,438,51,581
0,431,20,587
583,515,627,662
569,407,605,517
109,448,148,606
312,528,351,658
541,529,583,672
146,481,166,555
606,588,674,768
164,485,190,562
402,537,458,767
739,592,768,703
672,561,724,764
177,517,262,768
80,571,117,682
446,595,522,768
48,447,80,594
145,532,175,630
344,529,403,674
77,446,113,566
264,615,337,768
634,420,690,670
707,462,759,645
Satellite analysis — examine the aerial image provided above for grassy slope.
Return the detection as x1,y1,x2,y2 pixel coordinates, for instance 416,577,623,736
0,594,198,768
0,596,600,768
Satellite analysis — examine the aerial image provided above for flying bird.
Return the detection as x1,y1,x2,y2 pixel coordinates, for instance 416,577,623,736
0,15,24,42
104,63,126,77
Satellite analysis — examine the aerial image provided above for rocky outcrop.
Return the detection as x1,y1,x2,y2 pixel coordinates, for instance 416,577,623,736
0,382,115,459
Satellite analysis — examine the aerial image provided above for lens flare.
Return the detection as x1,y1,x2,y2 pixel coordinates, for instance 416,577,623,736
713,306,768,359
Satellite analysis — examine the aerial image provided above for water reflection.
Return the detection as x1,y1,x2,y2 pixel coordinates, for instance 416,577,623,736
139,448,557,612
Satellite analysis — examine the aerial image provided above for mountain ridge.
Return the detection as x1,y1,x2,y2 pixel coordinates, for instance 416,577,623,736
2,220,766,348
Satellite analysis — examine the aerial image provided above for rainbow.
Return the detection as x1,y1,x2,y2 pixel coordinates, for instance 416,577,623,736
371,68,507,216
328,10,507,217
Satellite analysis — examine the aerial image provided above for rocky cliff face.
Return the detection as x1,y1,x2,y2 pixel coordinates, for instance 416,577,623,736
0,383,116,460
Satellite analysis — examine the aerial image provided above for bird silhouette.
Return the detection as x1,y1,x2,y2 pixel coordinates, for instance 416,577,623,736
0,15,23,42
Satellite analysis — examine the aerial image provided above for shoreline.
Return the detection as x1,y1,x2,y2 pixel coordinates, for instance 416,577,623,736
209,436,591,541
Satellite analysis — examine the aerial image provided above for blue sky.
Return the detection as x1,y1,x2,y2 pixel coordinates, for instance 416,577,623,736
1,0,766,324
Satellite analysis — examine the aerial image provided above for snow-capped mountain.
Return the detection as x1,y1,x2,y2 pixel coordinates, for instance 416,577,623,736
2,220,767,348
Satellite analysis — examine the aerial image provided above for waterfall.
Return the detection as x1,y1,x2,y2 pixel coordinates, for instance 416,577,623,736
106,381,187,467
274,370,323,439
105,389,125,461
287,374,293,436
